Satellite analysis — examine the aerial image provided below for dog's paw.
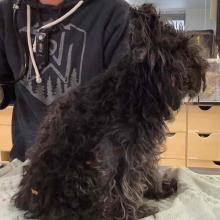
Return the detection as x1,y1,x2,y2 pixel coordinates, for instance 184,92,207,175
143,175,177,200
161,177,177,199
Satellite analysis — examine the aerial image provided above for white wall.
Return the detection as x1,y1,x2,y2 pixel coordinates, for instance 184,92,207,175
125,0,216,32
185,8,216,31
126,0,147,6
126,0,211,10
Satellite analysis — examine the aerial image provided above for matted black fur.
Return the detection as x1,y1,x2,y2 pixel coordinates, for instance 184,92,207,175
14,4,208,220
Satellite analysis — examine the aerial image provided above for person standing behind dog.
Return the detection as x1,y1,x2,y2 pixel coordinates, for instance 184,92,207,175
0,0,129,161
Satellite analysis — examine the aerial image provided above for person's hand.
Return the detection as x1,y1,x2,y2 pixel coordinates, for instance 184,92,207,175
0,86,4,104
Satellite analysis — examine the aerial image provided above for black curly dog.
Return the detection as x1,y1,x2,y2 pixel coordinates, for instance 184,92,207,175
14,4,208,220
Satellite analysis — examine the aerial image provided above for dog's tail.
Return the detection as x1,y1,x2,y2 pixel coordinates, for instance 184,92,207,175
128,4,208,111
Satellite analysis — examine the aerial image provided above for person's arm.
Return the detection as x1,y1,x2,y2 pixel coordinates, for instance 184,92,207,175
0,85,15,109
103,0,130,68
0,3,14,109
0,48,15,108
0,86,3,104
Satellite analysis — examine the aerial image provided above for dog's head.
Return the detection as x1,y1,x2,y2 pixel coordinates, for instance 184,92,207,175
129,4,208,111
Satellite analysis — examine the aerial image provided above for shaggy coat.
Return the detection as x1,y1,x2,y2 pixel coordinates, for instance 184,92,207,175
14,4,208,220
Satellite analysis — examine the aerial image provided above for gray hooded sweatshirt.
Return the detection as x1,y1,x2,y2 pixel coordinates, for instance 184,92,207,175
0,0,129,161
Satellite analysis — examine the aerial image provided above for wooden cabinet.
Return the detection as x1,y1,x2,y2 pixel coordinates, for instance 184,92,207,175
160,159,186,167
162,106,187,166
162,133,186,160
0,106,13,162
188,105,220,132
188,132,220,161
161,104,220,169
0,125,12,151
187,160,220,169
186,105,220,169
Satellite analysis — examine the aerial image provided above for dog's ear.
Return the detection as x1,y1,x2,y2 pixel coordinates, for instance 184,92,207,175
129,4,208,111
129,5,160,63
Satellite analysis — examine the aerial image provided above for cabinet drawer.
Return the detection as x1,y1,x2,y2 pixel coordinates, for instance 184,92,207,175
188,105,220,132
0,106,13,125
0,151,10,162
166,105,186,132
0,125,12,151
188,160,220,169
162,133,186,159
160,159,186,167
188,132,220,161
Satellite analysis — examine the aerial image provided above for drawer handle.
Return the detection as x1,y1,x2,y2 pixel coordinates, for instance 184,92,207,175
167,133,176,137
213,161,220,166
197,133,211,138
198,106,212,111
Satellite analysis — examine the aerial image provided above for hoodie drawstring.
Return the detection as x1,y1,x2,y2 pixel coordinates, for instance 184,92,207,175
26,0,84,84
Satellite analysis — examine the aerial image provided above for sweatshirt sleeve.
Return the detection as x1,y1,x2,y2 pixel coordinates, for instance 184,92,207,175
103,0,130,68
0,3,15,109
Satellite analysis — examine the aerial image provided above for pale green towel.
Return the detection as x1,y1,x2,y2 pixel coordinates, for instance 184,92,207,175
0,160,220,220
